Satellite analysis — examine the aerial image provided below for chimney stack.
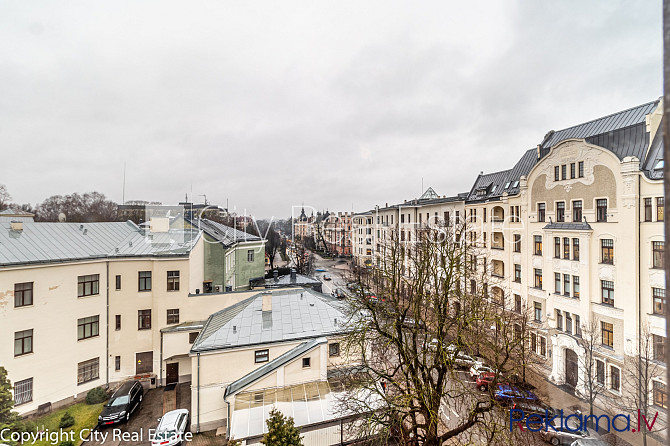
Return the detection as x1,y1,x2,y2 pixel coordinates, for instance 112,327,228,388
10,221,23,232
290,268,297,284
262,292,272,312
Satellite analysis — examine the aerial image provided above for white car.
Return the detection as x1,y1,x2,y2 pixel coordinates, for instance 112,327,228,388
469,361,494,380
151,409,190,446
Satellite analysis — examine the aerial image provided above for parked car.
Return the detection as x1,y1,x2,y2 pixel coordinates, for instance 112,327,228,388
98,380,143,426
469,361,494,380
449,351,477,369
476,372,496,391
494,384,538,405
151,409,190,446
315,268,327,272
333,288,346,298
569,439,608,446
510,400,558,421
540,416,590,445
322,274,332,281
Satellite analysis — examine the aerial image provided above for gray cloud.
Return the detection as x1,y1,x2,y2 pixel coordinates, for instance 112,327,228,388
0,0,661,218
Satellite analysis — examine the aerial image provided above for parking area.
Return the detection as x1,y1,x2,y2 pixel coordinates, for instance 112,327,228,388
84,383,223,446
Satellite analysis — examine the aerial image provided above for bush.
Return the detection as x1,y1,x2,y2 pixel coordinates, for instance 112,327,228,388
59,441,74,446
85,387,107,405
58,411,75,429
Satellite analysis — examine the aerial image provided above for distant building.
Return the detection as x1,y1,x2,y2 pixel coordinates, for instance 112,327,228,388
322,212,352,256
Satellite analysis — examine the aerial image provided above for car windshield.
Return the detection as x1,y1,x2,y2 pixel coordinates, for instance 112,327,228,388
109,395,130,406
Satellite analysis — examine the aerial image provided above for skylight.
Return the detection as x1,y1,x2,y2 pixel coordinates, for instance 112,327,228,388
654,160,664,170
491,185,497,192
504,182,510,189
512,181,519,188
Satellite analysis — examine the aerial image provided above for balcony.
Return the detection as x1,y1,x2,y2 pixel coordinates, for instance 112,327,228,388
491,232,505,250
492,206,504,222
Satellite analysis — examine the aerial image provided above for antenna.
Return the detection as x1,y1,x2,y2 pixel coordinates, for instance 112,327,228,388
421,177,424,195
122,162,126,204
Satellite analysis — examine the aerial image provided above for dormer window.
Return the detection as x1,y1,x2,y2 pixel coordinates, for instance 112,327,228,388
491,185,497,193
512,181,519,188
504,182,510,189
654,160,664,170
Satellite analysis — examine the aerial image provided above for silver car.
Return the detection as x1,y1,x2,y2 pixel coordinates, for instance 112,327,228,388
541,417,590,445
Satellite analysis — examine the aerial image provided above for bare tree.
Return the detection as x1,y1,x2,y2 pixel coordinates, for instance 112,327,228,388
257,220,281,270
619,325,666,445
37,192,117,222
0,185,12,211
290,239,313,276
576,317,607,419
337,224,532,445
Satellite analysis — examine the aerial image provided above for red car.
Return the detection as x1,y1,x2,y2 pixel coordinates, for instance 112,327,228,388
476,372,496,391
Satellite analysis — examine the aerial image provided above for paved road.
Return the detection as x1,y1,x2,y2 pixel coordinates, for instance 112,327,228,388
311,253,350,295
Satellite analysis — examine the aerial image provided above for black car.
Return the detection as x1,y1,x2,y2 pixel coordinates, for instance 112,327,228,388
98,380,144,426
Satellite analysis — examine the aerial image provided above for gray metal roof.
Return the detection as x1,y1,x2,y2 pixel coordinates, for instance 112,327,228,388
0,220,200,267
265,273,320,287
191,289,347,352
641,121,664,180
160,320,206,333
465,169,511,203
540,100,659,154
543,222,592,231
223,337,327,398
187,218,261,248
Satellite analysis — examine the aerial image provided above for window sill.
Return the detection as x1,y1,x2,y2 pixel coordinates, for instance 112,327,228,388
514,280,521,284
601,345,614,350
14,304,34,309
599,262,614,266
534,253,542,256
491,246,504,251
77,336,100,342
14,352,34,358
77,378,100,386
78,293,101,299
138,328,152,331
138,290,152,293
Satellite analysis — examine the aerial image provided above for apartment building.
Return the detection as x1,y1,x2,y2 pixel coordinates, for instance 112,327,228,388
0,218,265,415
321,212,352,256
352,99,667,424
351,211,374,267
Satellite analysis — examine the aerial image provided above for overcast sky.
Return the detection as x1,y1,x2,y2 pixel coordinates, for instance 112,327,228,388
0,1,662,219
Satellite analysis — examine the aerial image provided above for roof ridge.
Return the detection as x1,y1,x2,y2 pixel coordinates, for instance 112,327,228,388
553,99,658,134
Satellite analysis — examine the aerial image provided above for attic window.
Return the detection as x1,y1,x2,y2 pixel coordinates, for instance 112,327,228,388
512,181,519,188
491,185,497,193
504,182,510,189
654,160,664,170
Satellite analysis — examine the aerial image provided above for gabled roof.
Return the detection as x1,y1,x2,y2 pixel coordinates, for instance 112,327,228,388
187,218,261,248
191,289,347,352
224,337,327,398
419,187,439,200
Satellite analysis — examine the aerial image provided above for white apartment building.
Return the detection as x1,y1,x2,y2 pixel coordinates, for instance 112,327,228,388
352,99,667,432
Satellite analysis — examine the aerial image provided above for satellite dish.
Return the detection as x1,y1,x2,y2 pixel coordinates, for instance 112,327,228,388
58,213,66,222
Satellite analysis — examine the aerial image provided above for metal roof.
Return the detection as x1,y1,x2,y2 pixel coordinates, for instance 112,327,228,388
224,337,327,398
543,222,592,231
265,273,320,287
187,218,261,248
0,220,200,267
191,289,347,352
641,122,664,180
540,100,659,153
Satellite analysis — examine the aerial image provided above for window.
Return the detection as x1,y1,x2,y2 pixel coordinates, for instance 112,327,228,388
115,356,121,371
14,282,33,307
573,276,580,298
554,237,561,258
14,329,33,356
534,302,542,322
610,366,620,392
78,274,99,297
167,309,180,324
135,352,153,374
572,238,580,260
510,206,520,222
329,343,340,357
575,315,581,337
653,335,666,363
601,322,614,348
653,241,665,268
572,201,582,222
563,237,570,259
534,269,542,289
570,163,576,179
455,211,459,224
578,161,584,177
514,264,521,283
77,316,99,340
534,236,542,255
138,309,151,330
561,165,567,180
167,271,180,291
189,332,199,344
444,211,450,225
470,279,476,295
653,287,666,315
657,197,664,221
554,273,561,294
513,234,521,252
540,336,546,356
302,357,311,368
556,202,565,222
483,208,487,222
565,312,572,335
78,358,99,384
645,198,653,222
255,349,269,363
596,199,608,222
556,310,563,331
13,378,32,405
400,214,405,223
538,203,546,222
138,271,152,292
654,381,668,408
115,275,121,290
596,360,605,385
563,274,570,295
554,166,560,181
601,239,614,264
115,315,121,331
531,334,537,352
601,281,614,306
247,250,254,262
514,294,521,313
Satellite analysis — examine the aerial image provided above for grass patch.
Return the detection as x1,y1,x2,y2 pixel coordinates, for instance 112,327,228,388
30,401,106,446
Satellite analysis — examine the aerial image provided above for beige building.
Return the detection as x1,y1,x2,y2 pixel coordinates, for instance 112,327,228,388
352,99,668,437
321,211,352,256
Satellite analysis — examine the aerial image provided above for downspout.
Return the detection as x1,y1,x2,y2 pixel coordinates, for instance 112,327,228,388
637,174,644,432
197,352,201,433
106,261,110,389
159,331,163,387
226,399,231,439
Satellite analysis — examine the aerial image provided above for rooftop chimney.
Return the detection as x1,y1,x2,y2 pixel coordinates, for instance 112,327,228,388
10,221,23,232
150,217,170,233
290,268,297,284
262,293,272,312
